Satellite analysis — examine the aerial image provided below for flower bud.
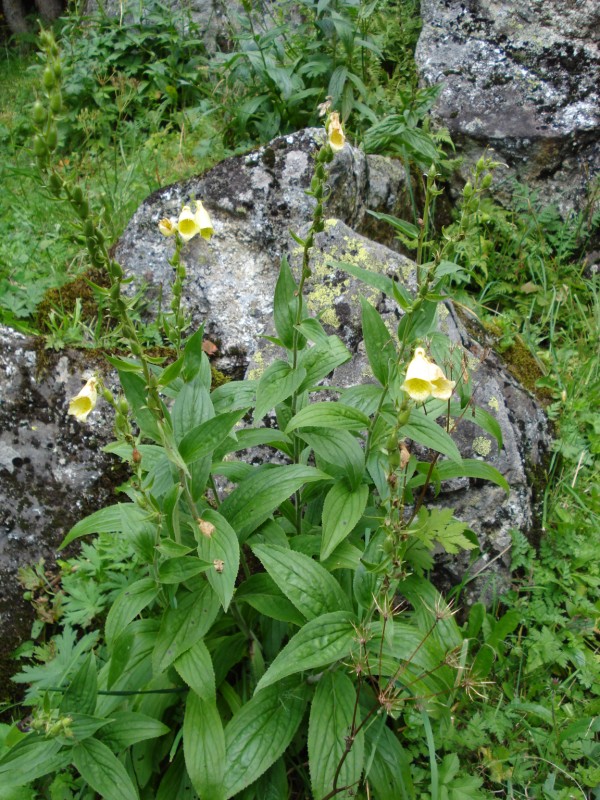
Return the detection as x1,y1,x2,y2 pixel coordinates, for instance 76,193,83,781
71,186,84,205
43,67,56,90
476,156,486,174
48,173,63,196
83,219,95,238
33,136,48,158
49,91,62,114
33,101,46,126
463,181,473,198
481,174,493,189
46,126,58,150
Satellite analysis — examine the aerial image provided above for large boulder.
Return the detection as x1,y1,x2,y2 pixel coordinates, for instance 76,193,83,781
0,328,119,705
116,129,551,601
415,0,600,214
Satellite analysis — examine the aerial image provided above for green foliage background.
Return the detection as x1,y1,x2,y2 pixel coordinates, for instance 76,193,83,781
0,1,598,798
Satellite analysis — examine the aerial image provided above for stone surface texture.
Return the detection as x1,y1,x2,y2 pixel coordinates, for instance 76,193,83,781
0,328,118,702
115,128,413,373
415,0,600,213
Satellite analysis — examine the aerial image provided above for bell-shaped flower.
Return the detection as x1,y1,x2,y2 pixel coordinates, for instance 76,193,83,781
401,347,437,402
327,111,345,152
158,217,177,237
68,376,98,422
177,205,201,242
429,362,456,400
401,347,455,402
194,201,214,241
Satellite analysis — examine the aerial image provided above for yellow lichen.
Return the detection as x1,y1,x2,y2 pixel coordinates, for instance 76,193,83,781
247,348,265,381
488,396,499,412
472,436,492,457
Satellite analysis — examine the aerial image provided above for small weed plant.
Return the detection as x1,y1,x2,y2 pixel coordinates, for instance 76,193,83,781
0,32,512,798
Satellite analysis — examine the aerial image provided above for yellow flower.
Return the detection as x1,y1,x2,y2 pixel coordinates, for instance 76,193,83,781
177,205,201,242
428,362,456,400
327,111,345,152
158,217,177,237
194,201,214,241
68,376,98,422
401,347,455,402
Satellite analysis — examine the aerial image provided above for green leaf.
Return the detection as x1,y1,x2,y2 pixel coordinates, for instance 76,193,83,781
235,573,305,626
119,370,162,441
274,255,300,349
364,717,414,800
403,409,462,463
367,210,419,240
254,360,307,421
361,297,397,386
158,355,184,387
60,653,97,716
256,611,358,691
308,672,364,800
409,459,509,495
98,712,169,751
105,578,158,646
179,409,248,464
72,737,138,800
172,374,213,442
296,335,351,391
211,380,257,413
196,509,240,611
0,737,70,785
328,64,348,104
184,692,226,800
223,680,307,798
321,482,369,560
297,428,365,489
252,544,351,620
152,583,220,674
61,503,151,549
158,556,211,584
286,402,370,433
182,326,209,384
175,639,215,700
329,258,395,297
450,402,503,449
220,464,329,542
156,751,196,799
105,577,158,647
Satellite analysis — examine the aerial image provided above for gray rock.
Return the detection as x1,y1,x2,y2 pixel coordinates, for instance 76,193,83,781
415,0,600,214
0,328,120,704
117,130,551,603
115,128,414,373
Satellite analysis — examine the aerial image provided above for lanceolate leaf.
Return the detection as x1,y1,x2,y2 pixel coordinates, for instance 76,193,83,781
196,509,240,611
409,459,509,495
402,409,462,464
98,712,169,751
61,503,151,549
175,639,216,700
254,360,307,421
152,583,220,674
361,297,397,387
308,672,364,800
329,258,395,297
0,737,70,785
223,680,307,798
321,482,369,561
274,255,302,349
364,717,414,800
184,692,226,800
252,544,351,620
255,611,358,692
297,428,365,489
105,577,158,647
286,403,370,433
219,464,329,541
178,408,248,464
297,335,351,391
72,737,139,800
234,573,306,626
